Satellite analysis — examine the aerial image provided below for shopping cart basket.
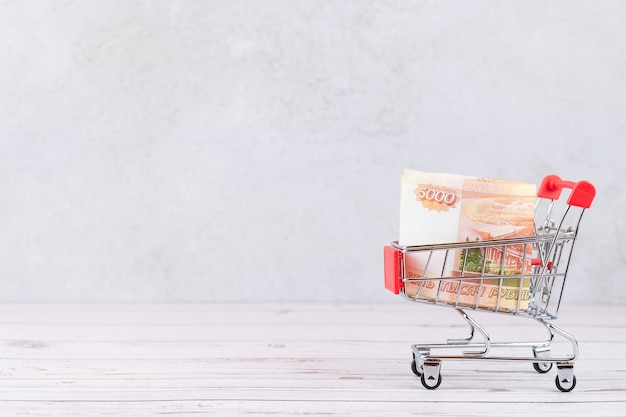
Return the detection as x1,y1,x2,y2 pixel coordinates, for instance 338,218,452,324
384,175,596,392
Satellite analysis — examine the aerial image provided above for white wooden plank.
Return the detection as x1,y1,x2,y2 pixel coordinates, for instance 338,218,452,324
1,400,625,417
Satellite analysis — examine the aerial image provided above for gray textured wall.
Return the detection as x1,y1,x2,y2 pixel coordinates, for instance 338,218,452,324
0,1,623,304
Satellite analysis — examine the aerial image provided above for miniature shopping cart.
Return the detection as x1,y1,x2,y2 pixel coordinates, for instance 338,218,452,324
384,175,596,392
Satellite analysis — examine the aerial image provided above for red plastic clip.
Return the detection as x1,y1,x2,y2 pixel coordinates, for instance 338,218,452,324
384,246,403,294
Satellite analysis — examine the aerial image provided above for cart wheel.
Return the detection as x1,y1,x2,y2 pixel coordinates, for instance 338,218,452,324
410,353,422,376
555,374,576,392
532,346,552,374
420,372,442,390
411,359,422,376
533,362,553,373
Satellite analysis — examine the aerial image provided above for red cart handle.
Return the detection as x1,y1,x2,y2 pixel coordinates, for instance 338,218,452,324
537,175,596,208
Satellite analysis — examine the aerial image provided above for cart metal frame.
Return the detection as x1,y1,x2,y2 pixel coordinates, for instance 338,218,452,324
384,175,596,392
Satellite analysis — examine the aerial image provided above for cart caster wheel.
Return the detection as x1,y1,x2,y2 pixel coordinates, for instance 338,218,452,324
533,362,553,373
555,374,576,392
420,373,442,390
411,359,422,376
410,353,423,376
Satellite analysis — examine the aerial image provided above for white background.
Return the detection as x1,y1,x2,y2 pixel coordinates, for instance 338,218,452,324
0,1,623,304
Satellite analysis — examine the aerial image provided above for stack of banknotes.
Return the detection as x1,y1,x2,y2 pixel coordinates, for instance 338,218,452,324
399,169,537,310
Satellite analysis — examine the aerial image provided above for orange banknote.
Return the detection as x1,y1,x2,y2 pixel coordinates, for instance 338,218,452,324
399,169,536,311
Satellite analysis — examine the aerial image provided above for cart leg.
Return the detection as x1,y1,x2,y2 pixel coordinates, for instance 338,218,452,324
456,309,491,356
555,363,576,392
542,320,579,361
420,359,442,390
446,308,476,345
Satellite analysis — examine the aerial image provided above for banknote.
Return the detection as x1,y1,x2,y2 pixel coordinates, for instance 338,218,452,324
399,169,536,310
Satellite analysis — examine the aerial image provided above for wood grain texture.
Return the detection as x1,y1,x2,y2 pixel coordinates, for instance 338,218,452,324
0,303,624,416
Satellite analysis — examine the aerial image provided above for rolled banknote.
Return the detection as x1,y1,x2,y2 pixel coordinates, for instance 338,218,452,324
399,169,536,311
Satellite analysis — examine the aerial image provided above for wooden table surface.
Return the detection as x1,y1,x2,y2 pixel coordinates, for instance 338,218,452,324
0,303,624,416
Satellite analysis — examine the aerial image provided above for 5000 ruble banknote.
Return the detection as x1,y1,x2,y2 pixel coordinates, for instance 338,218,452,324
399,169,536,311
